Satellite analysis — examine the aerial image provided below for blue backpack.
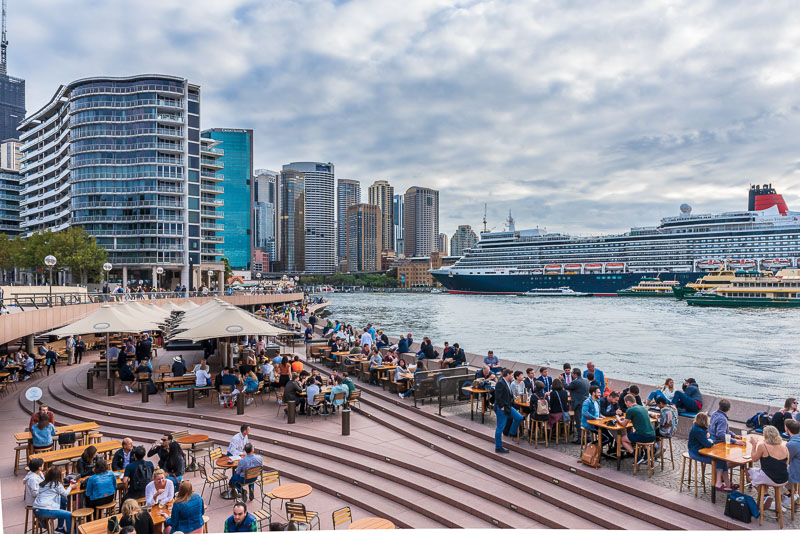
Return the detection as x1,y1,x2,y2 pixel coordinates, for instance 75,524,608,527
745,411,768,430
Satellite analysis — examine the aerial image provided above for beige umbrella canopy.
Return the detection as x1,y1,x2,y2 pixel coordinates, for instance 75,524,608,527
49,304,161,337
170,306,285,342
116,301,171,323
157,301,186,313
168,302,228,334
179,300,201,311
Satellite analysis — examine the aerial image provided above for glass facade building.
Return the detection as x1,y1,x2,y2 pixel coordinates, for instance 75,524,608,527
403,186,439,257
253,169,276,261
0,74,24,141
201,129,253,270
337,179,360,262
277,169,305,272
17,75,223,287
368,180,394,252
393,194,404,254
0,169,21,235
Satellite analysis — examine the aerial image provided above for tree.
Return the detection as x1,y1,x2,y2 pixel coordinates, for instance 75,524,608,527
221,257,233,282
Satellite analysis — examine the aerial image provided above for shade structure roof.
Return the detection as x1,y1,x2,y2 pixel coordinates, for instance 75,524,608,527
168,301,229,334
117,301,171,323
169,306,286,342
48,304,161,337
157,301,186,313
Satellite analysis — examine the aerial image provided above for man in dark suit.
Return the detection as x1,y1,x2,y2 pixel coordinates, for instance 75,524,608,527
494,368,523,453
536,367,553,393
566,368,589,444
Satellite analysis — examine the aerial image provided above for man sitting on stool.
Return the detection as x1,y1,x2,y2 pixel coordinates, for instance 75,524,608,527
617,394,656,464
229,443,262,501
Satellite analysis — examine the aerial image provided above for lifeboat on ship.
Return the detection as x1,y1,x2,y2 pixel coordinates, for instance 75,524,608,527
730,259,756,269
544,265,562,274
564,264,582,273
605,263,625,271
762,258,793,269
584,263,603,272
697,259,723,270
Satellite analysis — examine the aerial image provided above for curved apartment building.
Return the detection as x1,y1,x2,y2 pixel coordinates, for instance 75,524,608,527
17,75,223,287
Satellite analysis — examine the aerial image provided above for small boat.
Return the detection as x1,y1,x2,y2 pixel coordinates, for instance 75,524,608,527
564,264,582,273
584,263,603,272
430,289,442,294
617,277,680,297
605,263,625,271
697,259,724,270
544,265,562,273
523,287,592,297
762,258,793,269
729,259,756,269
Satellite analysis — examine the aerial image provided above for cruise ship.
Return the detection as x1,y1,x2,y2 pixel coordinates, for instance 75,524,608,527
430,185,800,295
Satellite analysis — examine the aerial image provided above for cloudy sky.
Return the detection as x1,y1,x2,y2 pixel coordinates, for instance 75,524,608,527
13,1,800,237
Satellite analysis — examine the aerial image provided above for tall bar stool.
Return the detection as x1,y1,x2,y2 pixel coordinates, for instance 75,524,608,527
680,452,708,496
86,432,103,445
14,442,28,476
790,482,799,521
32,514,55,534
24,505,35,534
552,417,570,445
633,441,656,477
51,460,71,476
657,436,674,470
529,419,549,448
579,427,593,453
756,483,784,528
71,508,94,534
94,501,117,520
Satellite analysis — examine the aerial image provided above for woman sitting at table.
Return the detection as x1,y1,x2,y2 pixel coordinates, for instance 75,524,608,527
400,360,427,398
164,441,185,487
394,359,410,391
76,445,97,479
195,363,212,388
33,467,77,534
84,458,116,510
688,412,737,492
243,371,259,395
31,416,56,450
160,480,205,534
748,425,790,510
120,498,156,534
531,380,550,424
145,468,175,506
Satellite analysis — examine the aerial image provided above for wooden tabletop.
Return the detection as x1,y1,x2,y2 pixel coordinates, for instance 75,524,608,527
462,387,489,394
32,440,121,464
78,501,171,534
699,438,758,465
348,517,395,530
271,482,312,500
587,415,656,431
15,422,100,442
332,352,350,356
177,434,209,445
216,456,239,469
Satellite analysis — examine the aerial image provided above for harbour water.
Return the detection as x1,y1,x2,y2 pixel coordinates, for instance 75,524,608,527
324,292,800,404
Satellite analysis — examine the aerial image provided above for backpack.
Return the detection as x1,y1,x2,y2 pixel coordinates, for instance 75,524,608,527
107,515,121,534
57,432,76,446
724,490,759,522
130,461,153,493
579,442,601,468
745,411,767,430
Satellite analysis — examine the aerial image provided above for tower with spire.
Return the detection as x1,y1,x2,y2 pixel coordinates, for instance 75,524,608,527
0,0,25,141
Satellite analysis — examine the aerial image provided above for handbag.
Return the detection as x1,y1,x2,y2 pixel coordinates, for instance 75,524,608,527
724,492,752,523
579,441,602,468
107,515,121,534
556,392,570,421
536,396,549,416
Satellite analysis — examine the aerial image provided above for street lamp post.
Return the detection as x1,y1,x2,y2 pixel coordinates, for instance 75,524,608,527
44,255,57,305
156,267,164,293
102,262,112,301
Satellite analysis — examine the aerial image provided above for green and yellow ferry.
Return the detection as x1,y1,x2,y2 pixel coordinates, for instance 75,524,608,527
686,269,800,307
617,277,680,297
672,262,773,299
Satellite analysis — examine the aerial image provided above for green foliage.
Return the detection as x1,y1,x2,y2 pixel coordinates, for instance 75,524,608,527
300,272,400,288
221,257,233,281
0,228,107,282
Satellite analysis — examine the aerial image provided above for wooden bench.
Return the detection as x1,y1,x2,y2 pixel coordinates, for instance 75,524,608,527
165,385,213,404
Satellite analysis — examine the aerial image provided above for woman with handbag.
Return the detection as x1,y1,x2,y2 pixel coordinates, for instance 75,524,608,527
548,379,570,429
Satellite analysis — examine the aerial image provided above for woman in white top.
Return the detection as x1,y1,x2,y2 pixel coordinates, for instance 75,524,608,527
259,360,275,383
195,364,211,387
647,378,676,405
145,468,175,506
33,467,77,534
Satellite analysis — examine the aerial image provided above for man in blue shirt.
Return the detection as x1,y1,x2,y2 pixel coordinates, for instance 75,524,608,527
397,333,413,354
229,443,262,501
584,362,605,395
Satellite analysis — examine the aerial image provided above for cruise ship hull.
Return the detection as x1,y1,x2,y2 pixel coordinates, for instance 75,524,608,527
430,271,703,295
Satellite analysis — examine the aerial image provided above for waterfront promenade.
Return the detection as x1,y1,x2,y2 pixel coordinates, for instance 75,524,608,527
1,339,783,531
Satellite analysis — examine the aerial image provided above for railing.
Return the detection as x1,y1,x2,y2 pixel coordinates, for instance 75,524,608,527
70,84,185,97
70,142,183,154
72,185,184,195
69,156,183,169
71,127,183,140
70,99,183,112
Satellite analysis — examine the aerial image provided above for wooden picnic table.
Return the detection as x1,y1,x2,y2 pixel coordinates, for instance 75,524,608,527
271,482,312,501
586,415,657,470
462,387,490,423
16,422,101,455
349,517,395,529
78,500,173,534
699,437,757,504
32,440,121,467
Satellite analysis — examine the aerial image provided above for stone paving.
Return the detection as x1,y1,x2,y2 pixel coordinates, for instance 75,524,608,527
442,402,799,529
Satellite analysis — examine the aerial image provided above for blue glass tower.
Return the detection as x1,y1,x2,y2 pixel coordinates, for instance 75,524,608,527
201,129,253,270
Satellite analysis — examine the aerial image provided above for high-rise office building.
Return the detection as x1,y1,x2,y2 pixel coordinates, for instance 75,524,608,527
450,224,478,256
0,139,20,235
18,75,224,288
253,169,276,260
403,186,439,257
368,180,394,252
437,232,448,255
276,169,305,272
337,179,360,262
393,194,404,255
0,4,24,142
346,203,381,273
281,162,335,274
201,128,253,270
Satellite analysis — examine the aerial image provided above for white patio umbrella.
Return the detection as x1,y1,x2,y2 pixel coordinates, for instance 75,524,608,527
170,306,286,342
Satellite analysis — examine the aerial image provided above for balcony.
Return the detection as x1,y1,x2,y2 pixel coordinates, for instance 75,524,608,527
200,184,224,194
201,146,224,155
201,235,223,243
200,158,223,169
201,210,223,219
69,156,183,169
70,99,183,112
201,222,224,230
70,141,183,154
200,198,223,207
70,83,184,97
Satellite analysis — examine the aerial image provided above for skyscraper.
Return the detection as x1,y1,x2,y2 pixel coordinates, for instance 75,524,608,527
393,194,404,254
437,232,448,255
201,128,253,270
0,2,24,142
18,75,223,288
450,224,478,256
276,169,305,272
346,203,381,273
337,179,360,262
368,180,394,252
0,139,20,235
281,162,335,274
253,169,276,260
403,187,439,257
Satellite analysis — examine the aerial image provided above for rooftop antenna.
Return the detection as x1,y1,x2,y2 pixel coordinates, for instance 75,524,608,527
1,0,7,76
483,203,488,233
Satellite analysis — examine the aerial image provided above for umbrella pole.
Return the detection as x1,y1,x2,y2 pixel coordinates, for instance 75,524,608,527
106,333,110,380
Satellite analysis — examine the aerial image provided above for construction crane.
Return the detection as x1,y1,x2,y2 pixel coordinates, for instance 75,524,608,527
0,0,7,76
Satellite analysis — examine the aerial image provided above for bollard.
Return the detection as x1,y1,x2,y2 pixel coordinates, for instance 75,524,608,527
86,372,93,390
187,387,195,409
341,408,351,436
107,375,115,397
236,391,244,415
287,401,296,424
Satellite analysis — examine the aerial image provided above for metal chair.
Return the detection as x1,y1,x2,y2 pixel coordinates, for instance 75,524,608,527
331,506,352,529
308,394,328,419
285,501,320,530
259,470,282,515
197,462,228,504
347,389,361,410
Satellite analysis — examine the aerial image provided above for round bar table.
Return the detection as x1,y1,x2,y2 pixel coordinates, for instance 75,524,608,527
349,517,395,529
177,434,209,473
216,456,239,500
